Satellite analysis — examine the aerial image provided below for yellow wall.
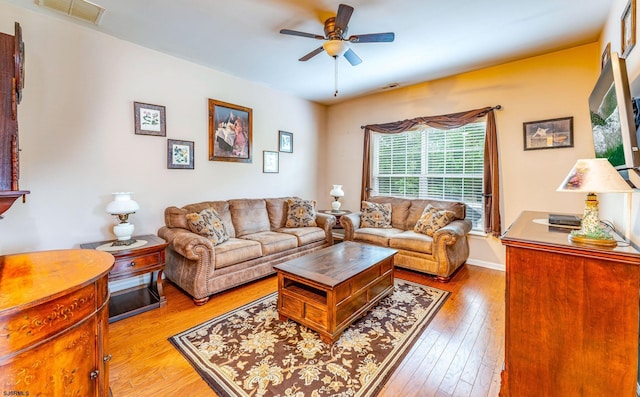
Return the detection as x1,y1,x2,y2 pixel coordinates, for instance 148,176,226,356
0,2,326,254
324,44,601,268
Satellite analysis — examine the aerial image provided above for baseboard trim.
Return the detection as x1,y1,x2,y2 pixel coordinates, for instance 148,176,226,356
467,259,505,272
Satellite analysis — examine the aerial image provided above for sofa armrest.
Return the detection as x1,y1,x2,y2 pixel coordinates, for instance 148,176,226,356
340,212,362,241
432,219,472,244
431,219,472,275
316,212,336,245
157,226,214,261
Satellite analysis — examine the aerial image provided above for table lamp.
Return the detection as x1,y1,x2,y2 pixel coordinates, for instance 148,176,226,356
330,185,344,212
105,192,139,246
557,158,633,246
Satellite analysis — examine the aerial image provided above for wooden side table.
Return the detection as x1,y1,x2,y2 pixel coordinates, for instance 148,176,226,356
81,234,168,323
319,209,351,229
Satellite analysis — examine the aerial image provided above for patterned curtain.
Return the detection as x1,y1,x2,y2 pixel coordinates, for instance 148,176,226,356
361,106,501,237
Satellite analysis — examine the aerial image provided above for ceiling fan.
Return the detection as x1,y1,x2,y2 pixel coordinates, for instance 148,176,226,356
279,3,395,67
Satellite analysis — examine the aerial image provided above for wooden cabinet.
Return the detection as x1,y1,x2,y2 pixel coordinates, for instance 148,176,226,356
500,211,640,396
81,234,168,322
0,249,114,396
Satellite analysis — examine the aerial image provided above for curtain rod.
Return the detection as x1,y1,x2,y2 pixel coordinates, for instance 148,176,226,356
360,105,502,129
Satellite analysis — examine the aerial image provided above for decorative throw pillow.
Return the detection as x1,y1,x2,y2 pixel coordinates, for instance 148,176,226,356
285,198,317,227
185,208,229,245
360,201,392,228
414,204,455,236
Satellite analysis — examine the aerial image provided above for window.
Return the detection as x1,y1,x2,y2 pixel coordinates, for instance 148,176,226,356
371,122,486,231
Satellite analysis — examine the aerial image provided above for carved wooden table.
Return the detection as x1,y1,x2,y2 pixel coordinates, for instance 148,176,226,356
0,249,114,396
274,241,397,344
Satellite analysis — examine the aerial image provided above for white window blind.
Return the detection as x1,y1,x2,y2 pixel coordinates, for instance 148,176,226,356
371,122,486,230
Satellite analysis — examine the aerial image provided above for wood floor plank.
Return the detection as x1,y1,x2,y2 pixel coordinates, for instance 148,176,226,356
108,264,505,396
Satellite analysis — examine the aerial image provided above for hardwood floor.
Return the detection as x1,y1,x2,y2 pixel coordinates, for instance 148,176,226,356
108,264,505,396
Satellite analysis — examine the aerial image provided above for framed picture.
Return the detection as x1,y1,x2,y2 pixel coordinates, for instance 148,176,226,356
523,117,574,151
208,99,252,163
167,139,194,169
279,130,293,153
622,0,636,57
263,150,279,173
601,42,611,70
134,102,166,136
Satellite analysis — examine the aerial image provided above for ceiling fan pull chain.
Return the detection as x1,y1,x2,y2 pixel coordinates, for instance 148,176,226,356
334,56,339,97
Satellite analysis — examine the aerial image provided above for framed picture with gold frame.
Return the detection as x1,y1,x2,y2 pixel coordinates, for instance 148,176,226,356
622,0,636,57
208,99,252,163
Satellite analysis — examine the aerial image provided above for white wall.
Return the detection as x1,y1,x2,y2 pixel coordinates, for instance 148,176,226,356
324,44,601,268
0,2,326,254
599,0,640,242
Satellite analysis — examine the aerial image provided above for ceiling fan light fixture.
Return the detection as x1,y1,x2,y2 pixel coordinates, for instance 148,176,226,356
323,40,348,57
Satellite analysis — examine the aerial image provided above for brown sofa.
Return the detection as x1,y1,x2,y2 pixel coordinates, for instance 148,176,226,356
340,196,472,281
157,197,335,305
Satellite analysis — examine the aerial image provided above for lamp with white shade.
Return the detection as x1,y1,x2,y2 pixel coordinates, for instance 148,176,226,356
557,158,633,246
329,185,344,212
105,192,139,246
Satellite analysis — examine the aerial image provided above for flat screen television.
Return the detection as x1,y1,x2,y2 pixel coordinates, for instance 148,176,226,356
588,52,640,188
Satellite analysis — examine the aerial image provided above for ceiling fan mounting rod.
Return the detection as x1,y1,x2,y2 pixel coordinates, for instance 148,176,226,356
334,56,339,97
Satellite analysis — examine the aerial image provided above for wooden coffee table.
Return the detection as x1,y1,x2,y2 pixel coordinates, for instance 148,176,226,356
274,241,397,344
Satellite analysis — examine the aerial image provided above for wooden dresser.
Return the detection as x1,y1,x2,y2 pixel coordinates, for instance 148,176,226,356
0,249,114,396
500,211,640,397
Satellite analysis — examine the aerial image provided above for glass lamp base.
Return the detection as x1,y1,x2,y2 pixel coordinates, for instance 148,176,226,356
568,233,617,247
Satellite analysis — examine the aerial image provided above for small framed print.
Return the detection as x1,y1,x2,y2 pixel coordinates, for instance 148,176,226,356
622,0,636,57
278,130,293,153
263,150,279,173
167,139,194,169
134,102,166,136
523,117,574,151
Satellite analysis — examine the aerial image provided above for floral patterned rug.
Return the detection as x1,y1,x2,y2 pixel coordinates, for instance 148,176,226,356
169,279,449,397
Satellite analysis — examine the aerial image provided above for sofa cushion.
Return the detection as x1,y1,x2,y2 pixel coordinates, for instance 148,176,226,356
406,199,466,230
241,231,298,255
389,230,434,254
266,197,294,229
165,201,236,238
277,227,326,246
353,227,404,247
369,196,411,229
414,205,456,237
185,208,229,245
360,201,392,228
285,198,317,227
229,199,271,237
214,238,262,269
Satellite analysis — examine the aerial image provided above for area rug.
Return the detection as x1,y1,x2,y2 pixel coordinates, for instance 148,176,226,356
169,279,449,397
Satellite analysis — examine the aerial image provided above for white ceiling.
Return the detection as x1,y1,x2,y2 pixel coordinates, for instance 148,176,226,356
6,0,612,105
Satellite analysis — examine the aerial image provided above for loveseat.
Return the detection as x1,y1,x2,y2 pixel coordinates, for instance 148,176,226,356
157,197,335,305
340,196,472,281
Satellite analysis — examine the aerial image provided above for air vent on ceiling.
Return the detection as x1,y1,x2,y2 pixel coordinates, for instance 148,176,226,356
36,0,105,25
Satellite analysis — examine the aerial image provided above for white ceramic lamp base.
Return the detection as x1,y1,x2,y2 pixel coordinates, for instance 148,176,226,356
112,222,136,246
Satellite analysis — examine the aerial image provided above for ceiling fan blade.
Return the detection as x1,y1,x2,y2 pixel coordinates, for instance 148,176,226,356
343,48,362,66
299,46,325,61
335,4,354,33
348,32,395,43
280,29,325,40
